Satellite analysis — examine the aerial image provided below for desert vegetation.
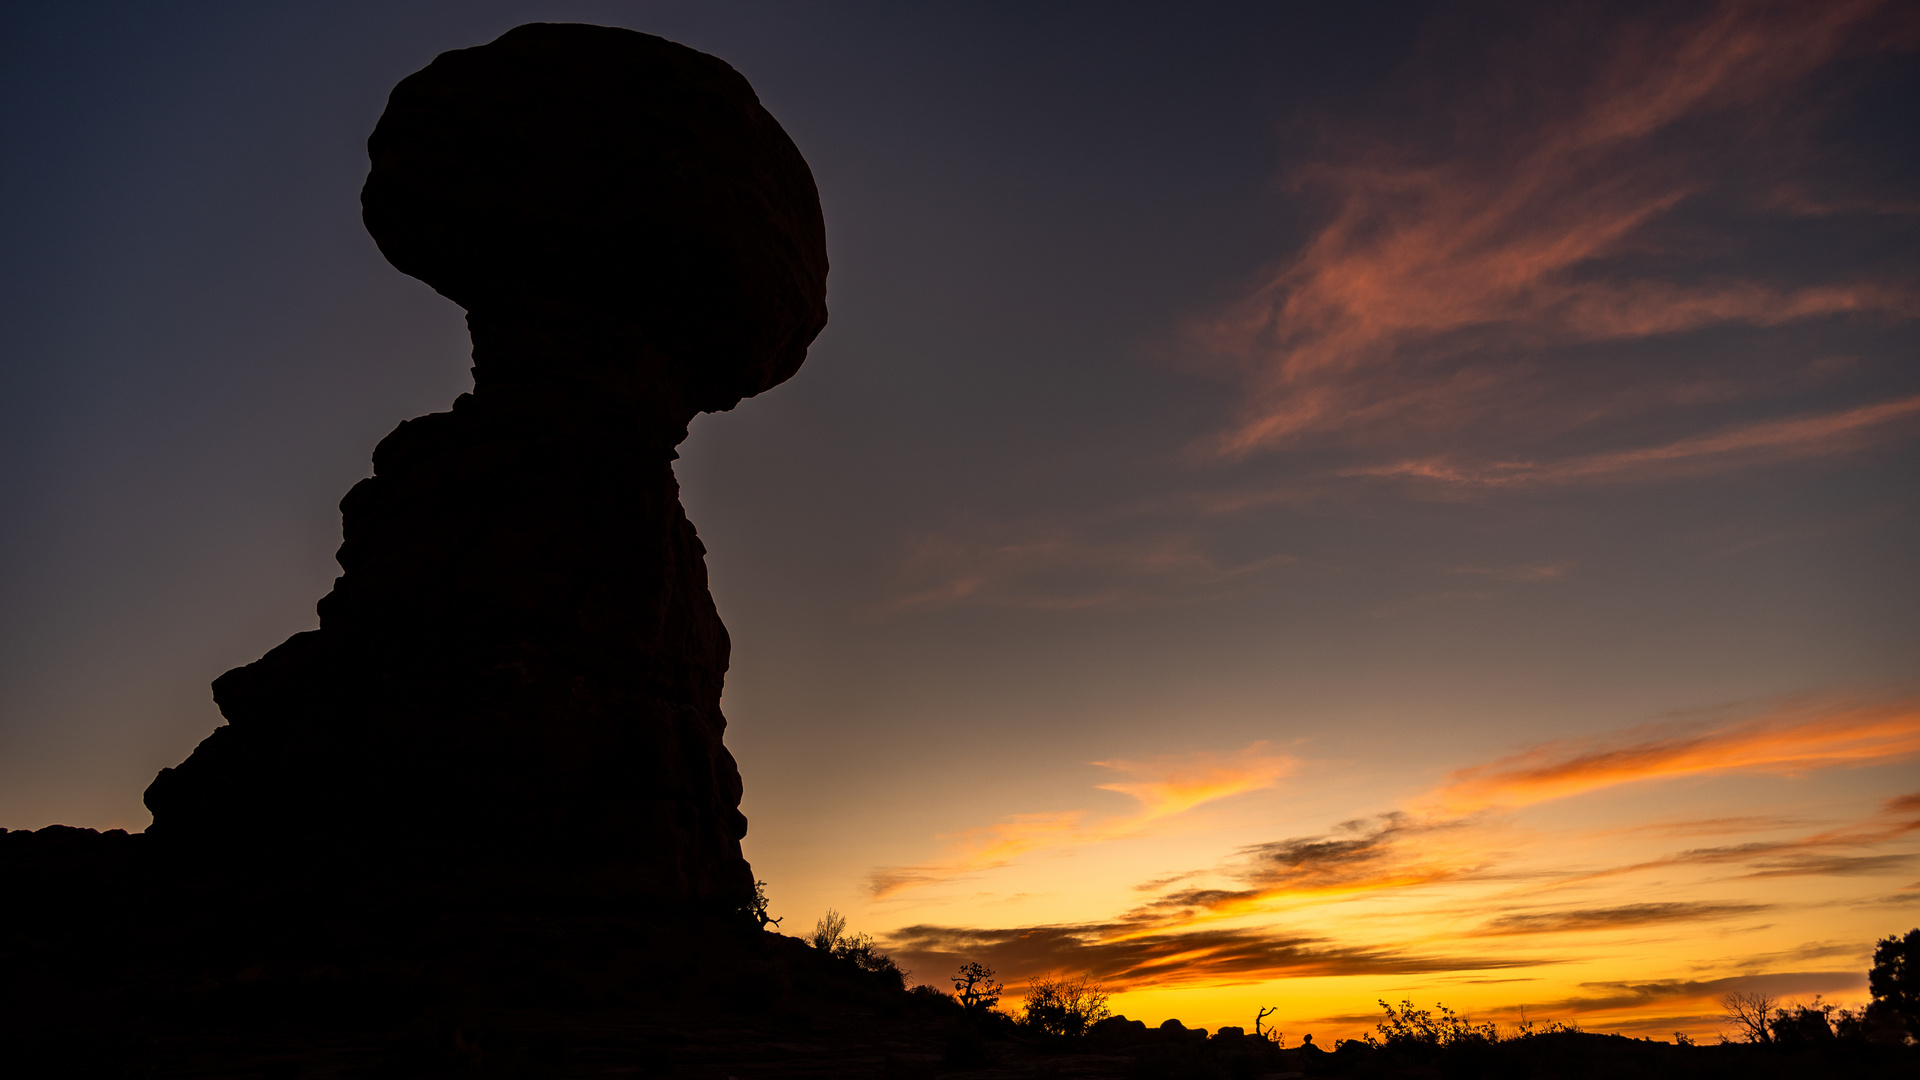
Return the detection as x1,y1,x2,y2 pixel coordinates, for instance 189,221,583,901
806,908,908,991
858,926,1919,1077
1018,972,1113,1036
951,960,1002,1013
1712,928,1918,1049
742,879,781,929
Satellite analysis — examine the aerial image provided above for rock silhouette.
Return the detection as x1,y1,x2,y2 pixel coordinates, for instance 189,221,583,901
142,22,827,909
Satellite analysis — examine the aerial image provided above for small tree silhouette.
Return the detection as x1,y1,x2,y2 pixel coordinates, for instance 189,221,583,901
1869,927,1918,1038
1255,1005,1280,1043
1719,991,1777,1045
953,961,1003,1014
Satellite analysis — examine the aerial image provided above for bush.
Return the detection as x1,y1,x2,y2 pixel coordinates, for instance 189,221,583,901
834,933,907,990
807,909,907,990
1769,998,1836,1045
1362,999,1495,1049
1019,972,1112,1036
810,909,848,952
908,984,960,1010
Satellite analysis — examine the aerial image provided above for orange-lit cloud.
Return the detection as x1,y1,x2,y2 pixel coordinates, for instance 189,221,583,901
1119,700,1920,924
1428,696,1920,814
866,812,1086,897
868,743,1292,897
1192,0,1919,476
1092,746,1296,822
878,697,1918,919
1351,393,1920,489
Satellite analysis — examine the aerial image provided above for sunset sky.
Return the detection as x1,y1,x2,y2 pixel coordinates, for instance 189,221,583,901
3,0,1916,1043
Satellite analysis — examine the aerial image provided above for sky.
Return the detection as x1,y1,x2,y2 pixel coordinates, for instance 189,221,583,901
2,0,1917,1044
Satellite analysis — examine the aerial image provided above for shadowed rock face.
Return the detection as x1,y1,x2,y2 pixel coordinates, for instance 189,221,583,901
142,23,826,909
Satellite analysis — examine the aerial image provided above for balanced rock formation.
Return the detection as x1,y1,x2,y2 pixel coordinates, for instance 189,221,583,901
143,23,827,910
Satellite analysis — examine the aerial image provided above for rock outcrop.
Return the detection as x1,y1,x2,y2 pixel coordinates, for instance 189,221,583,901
142,22,827,909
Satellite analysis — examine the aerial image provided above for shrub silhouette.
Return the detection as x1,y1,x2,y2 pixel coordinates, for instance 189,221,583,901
1017,972,1111,1036
835,934,906,989
1768,998,1836,1045
1363,999,1495,1049
810,909,848,951
907,983,961,1009
1506,1007,1581,1040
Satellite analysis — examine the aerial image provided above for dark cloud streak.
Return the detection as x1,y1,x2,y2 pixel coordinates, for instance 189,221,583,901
886,921,1550,991
1471,902,1768,936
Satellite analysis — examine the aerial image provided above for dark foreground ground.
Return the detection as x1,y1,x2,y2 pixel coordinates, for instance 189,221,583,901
4,827,1912,1079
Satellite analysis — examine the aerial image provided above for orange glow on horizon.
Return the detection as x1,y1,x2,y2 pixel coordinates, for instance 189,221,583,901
870,693,1917,1039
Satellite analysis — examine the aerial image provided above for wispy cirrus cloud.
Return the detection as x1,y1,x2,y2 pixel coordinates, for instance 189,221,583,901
1191,0,1920,482
1428,695,1920,814
1092,746,1298,821
880,528,1295,614
1351,393,1920,489
867,742,1293,897
1709,940,1869,970
1545,971,1868,1016
866,812,1086,898
1740,853,1915,879
1446,561,1573,583
1469,901,1768,937
1546,789,1920,890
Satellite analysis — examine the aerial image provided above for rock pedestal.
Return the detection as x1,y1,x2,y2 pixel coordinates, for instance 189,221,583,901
142,22,827,909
